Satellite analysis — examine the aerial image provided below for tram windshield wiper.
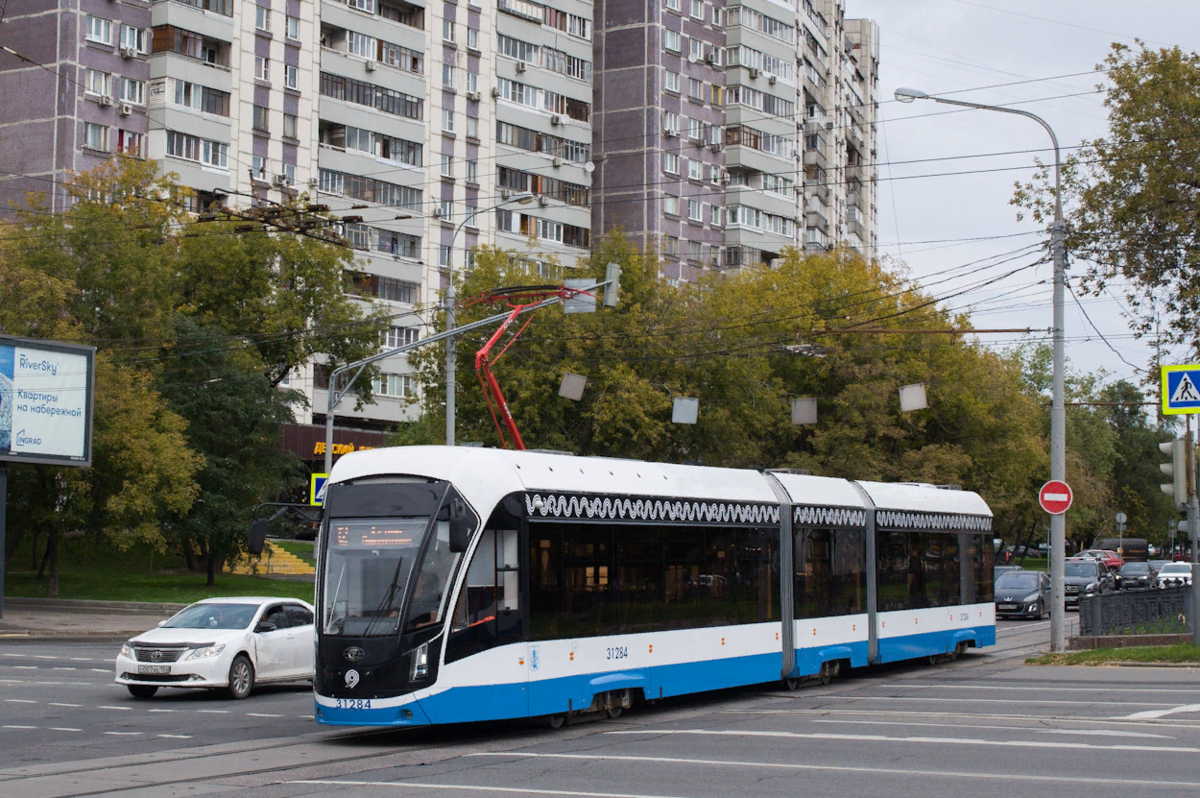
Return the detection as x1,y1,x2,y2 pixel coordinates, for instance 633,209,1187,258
361,556,406,638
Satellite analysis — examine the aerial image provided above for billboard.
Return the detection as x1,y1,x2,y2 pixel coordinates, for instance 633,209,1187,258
0,335,95,468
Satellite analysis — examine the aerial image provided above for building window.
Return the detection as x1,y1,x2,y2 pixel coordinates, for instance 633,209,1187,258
252,104,269,132
665,0,680,11
440,199,453,219
466,115,478,138
467,27,479,50
711,85,723,106
283,113,298,139
663,152,679,174
120,25,147,53
385,326,420,348
710,205,722,226
688,240,702,261
688,77,703,101
664,30,680,52
286,15,299,39
467,72,478,94
687,159,702,181
710,165,722,184
255,56,269,81
283,162,295,184
252,155,267,179
466,159,478,183
440,154,453,177
442,62,455,89
83,122,109,151
687,117,703,141
688,199,703,221
372,373,413,398
85,16,112,45
690,0,703,19
255,6,270,32
665,71,680,93
442,18,455,43
441,107,454,132
465,203,478,227
285,64,298,89
664,194,679,216
117,130,144,158
663,111,679,134
85,69,111,96
439,245,452,266
119,77,145,105
689,37,702,60
201,139,228,168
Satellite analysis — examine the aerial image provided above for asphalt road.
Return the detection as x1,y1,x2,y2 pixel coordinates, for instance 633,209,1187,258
6,615,1200,798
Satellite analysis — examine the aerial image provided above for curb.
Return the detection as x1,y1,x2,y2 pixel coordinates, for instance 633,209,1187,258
3,598,190,614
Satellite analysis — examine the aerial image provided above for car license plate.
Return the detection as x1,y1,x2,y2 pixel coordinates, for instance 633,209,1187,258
137,665,171,675
997,603,1017,611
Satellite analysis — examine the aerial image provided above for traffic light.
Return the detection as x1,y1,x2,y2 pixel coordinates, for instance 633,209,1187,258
1160,439,1187,501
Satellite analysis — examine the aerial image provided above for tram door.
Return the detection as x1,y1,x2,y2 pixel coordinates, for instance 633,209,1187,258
445,527,526,720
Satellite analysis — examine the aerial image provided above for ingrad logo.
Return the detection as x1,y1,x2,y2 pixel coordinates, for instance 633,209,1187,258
344,669,360,688
15,430,41,447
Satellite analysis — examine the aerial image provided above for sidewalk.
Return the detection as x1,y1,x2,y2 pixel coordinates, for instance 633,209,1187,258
0,598,187,641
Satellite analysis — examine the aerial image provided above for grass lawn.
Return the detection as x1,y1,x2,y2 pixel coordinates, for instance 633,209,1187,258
5,535,314,604
1027,644,1200,666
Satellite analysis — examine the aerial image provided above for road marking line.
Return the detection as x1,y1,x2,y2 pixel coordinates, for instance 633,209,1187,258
49,703,81,708
52,667,77,671
1125,704,1200,720
90,669,109,673
49,727,82,732
465,752,1200,789
603,729,1200,754
811,719,1174,739
795,695,1176,707
246,713,284,718
69,658,97,662
5,699,38,704
2,725,37,730
897,684,1200,696
289,780,692,798
12,666,35,670
104,731,142,736
149,709,178,713
97,706,131,711
158,734,192,739
32,655,57,660
198,710,230,714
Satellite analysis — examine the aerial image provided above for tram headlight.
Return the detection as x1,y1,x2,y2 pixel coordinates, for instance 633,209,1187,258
410,641,429,680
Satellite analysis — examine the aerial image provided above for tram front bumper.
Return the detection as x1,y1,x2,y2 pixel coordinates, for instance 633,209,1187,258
314,694,432,727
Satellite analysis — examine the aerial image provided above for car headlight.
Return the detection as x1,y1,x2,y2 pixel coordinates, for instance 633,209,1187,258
410,641,429,680
184,644,226,661
120,641,134,659
1023,593,1041,603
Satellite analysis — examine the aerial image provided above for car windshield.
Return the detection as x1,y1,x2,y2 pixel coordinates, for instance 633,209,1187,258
1160,563,1190,574
322,517,429,637
163,603,259,630
996,573,1039,590
1065,561,1098,577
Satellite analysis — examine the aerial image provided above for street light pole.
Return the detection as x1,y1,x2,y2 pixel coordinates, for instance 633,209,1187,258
895,87,1069,652
445,191,534,446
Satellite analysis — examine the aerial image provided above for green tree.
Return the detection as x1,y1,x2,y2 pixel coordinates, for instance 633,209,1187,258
1013,43,1200,350
156,317,304,586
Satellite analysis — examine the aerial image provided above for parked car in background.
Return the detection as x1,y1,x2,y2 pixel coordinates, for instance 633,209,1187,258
1064,558,1116,609
994,570,1051,620
1118,561,1156,590
115,597,315,700
1081,549,1125,572
1156,562,1194,588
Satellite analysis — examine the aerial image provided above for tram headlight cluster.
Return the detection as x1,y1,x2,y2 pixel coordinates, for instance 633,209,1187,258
410,641,429,680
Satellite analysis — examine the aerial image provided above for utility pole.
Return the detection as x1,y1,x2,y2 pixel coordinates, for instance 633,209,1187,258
1191,418,1200,645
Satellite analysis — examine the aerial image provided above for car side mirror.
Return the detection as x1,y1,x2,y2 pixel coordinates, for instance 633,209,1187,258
448,498,471,553
255,621,277,633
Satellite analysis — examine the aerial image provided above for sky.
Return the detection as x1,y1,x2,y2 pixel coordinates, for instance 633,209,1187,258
852,0,1200,398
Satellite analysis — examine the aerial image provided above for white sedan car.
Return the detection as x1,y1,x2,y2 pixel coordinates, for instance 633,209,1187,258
115,597,315,699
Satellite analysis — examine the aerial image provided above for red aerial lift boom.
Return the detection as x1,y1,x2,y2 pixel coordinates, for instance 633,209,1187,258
460,284,597,450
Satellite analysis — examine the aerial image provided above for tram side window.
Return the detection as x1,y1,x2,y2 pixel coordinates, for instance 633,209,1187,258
877,530,973,611
446,528,521,664
529,528,565,640
972,533,994,602
794,528,865,618
663,528,703,630
617,530,664,632
563,527,616,638
923,533,960,608
704,529,739,626
738,528,779,624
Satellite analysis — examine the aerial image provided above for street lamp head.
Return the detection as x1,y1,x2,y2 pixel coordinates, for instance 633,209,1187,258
894,87,929,104
508,191,535,205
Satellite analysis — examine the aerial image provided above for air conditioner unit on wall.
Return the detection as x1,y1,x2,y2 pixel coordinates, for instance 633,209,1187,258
491,87,501,98
119,103,132,116
365,59,376,71
747,67,759,79
516,61,526,72
704,51,716,65
98,95,114,107
537,196,549,207
550,114,562,126
466,91,481,101
768,74,776,85
552,156,562,168
119,45,136,59
664,127,677,137
272,174,288,187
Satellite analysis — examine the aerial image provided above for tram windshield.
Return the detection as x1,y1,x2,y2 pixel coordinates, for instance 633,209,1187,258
323,517,428,636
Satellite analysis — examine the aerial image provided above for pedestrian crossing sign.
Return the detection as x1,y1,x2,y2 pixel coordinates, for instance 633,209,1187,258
1162,365,1200,415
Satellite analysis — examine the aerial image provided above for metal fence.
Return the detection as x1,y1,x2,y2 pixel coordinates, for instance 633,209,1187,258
1078,587,1192,637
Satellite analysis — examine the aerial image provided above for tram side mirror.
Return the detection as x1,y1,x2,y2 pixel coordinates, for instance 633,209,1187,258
248,519,269,556
449,498,470,553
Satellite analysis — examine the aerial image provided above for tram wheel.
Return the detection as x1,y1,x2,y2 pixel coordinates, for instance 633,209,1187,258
819,662,834,686
606,707,623,719
784,676,801,691
547,714,567,729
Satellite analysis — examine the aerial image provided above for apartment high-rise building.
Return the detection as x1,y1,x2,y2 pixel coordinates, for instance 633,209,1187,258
1,0,875,450
594,0,878,281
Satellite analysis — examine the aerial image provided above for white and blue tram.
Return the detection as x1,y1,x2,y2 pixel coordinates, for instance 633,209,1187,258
313,446,995,727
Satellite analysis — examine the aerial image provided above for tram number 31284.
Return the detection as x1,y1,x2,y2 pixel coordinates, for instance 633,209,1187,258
606,646,628,661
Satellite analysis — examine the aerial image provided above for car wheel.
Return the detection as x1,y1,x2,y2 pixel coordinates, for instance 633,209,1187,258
227,654,255,700
127,684,158,699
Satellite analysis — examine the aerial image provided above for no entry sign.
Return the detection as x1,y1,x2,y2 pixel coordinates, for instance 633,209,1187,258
1039,480,1073,515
